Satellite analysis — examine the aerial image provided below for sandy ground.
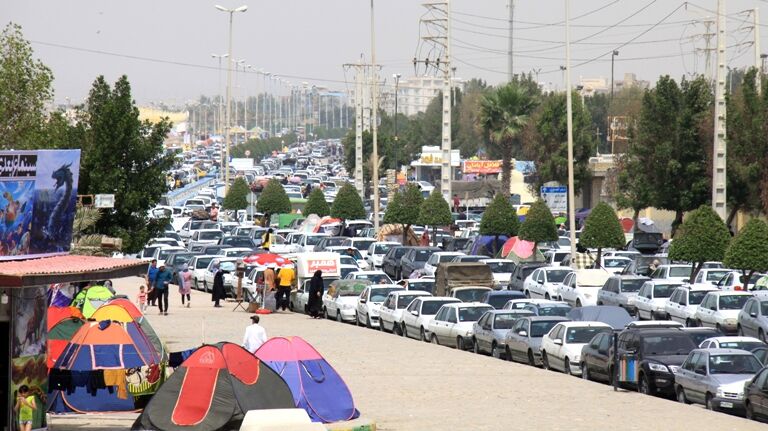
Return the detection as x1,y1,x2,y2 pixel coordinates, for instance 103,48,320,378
50,276,765,431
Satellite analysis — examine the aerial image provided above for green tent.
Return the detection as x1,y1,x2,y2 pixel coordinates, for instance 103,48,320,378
71,286,115,318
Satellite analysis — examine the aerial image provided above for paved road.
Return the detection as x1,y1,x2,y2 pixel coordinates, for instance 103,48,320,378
53,277,764,431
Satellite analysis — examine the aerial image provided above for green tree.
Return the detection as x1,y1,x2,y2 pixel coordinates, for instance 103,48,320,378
223,177,250,212
76,75,173,253
419,189,452,245
478,80,539,195
479,193,519,255
523,90,596,195
331,183,366,227
384,183,424,244
669,205,731,281
723,218,768,290
0,23,54,149
304,187,330,217
518,199,558,250
257,179,291,219
578,202,625,263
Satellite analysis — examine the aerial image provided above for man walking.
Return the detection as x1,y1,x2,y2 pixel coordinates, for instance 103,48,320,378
154,263,173,315
275,263,295,312
242,315,268,353
146,259,158,306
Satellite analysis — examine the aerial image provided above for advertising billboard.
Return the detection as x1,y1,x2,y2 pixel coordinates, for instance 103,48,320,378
463,160,502,175
0,150,80,260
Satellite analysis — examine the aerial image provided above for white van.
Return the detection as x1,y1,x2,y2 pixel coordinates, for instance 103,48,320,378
291,252,342,313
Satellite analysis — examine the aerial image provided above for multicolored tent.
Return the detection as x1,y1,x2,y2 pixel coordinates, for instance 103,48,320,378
91,302,166,363
70,285,114,318
133,342,294,431
501,236,545,262
256,337,359,423
47,317,84,369
47,306,84,331
104,298,167,362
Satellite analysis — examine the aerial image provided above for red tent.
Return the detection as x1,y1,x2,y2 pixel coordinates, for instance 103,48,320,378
243,253,289,267
47,306,84,331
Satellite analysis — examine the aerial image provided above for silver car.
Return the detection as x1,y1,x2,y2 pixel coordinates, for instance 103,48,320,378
472,309,533,359
503,316,569,366
674,348,762,412
596,275,649,316
738,297,768,342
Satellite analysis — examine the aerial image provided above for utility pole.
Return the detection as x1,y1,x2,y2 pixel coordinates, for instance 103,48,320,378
508,0,514,81
393,73,401,171
712,0,727,220
211,53,228,136
345,61,366,197
565,0,577,261
756,8,762,94
371,0,381,231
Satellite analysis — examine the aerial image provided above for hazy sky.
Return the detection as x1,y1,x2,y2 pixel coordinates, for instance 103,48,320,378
5,0,766,105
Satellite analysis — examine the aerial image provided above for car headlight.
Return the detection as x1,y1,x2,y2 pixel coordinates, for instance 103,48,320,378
668,365,680,374
724,318,737,324
572,354,580,363
647,362,670,373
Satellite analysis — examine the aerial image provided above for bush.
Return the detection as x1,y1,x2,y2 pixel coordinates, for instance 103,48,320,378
578,202,625,263
724,218,768,289
256,179,291,217
304,187,330,217
223,177,250,211
331,183,365,221
518,199,558,248
669,205,731,281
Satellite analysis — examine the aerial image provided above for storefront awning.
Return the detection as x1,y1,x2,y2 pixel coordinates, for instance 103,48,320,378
0,255,148,288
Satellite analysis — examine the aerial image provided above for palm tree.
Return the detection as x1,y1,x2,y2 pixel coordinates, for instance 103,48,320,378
477,82,538,196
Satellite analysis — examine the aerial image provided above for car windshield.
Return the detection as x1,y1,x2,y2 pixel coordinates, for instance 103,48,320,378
142,246,160,258
689,290,710,305
397,295,422,308
354,240,375,249
604,258,629,268
374,244,394,254
459,256,486,262
531,321,561,337
622,279,645,292
567,327,609,344
340,256,356,265
486,261,515,273
545,269,571,283
641,335,696,356
220,261,236,271
653,284,676,298
169,254,193,266
158,249,178,260
709,354,762,374
196,257,214,269
669,267,690,278
199,231,222,240
439,254,461,263
705,270,730,282
422,300,456,315
493,313,520,329
718,341,765,351
306,235,325,245
227,238,253,247
370,288,400,302
454,289,489,302
537,305,571,317
458,307,491,322
325,238,347,247
409,281,435,294
415,250,432,261
719,295,750,310
487,294,521,309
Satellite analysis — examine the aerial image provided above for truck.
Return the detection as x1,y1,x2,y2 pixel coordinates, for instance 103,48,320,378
290,252,342,313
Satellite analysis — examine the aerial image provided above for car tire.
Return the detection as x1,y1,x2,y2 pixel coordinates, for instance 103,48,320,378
527,350,536,366
336,311,343,322
638,374,651,395
203,281,208,293
472,338,480,354
402,325,409,338
705,393,715,411
564,357,572,375
738,325,744,336
576,299,582,307
665,314,672,320
420,327,427,342
491,343,501,359
456,336,464,351
676,386,691,405
746,401,755,421
524,290,530,298
760,329,766,343
323,307,328,319
697,319,704,328
366,316,373,329
581,363,590,381
686,318,694,327
506,346,513,362
378,320,385,332
399,324,406,337
431,334,439,345
545,293,551,300
542,351,550,370
716,323,723,333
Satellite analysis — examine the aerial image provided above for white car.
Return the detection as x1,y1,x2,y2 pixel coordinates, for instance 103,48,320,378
189,255,217,291
689,268,734,288
344,270,392,284
202,257,238,296
378,290,432,334
355,285,404,328
423,252,465,277
698,336,765,351
694,291,753,334
342,237,377,259
218,247,253,258
540,321,612,375
267,235,294,254
543,250,571,267
188,229,224,249
502,298,557,310
524,266,574,300
635,280,683,320
339,255,361,269
366,241,400,269
650,264,692,282
596,256,633,274
401,297,461,341
426,302,493,350
664,285,717,326
556,269,611,307
299,233,330,252
323,282,369,323
149,237,185,248
715,271,765,291
481,259,516,288
153,245,186,268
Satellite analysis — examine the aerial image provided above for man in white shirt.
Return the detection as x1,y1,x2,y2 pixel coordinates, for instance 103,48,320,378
243,315,268,353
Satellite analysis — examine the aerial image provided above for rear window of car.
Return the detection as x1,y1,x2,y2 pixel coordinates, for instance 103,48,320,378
397,295,421,308
669,267,690,278
622,279,644,292
653,284,676,298
422,300,456,315
415,250,432,261
458,307,491,322
531,320,560,337
719,295,750,310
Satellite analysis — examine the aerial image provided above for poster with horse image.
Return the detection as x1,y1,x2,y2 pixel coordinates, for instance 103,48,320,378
0,150,80,260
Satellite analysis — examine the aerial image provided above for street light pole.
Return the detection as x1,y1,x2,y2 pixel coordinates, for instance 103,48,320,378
565,0,577,262
215,4,247,195
393,73,401,171
211,53,228,136
611,50,619,101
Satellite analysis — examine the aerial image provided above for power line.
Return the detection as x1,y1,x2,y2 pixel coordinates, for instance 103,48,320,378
450,0,623,31
452,8,696,29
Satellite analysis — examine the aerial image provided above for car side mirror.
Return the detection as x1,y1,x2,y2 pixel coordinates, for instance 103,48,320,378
360,299,367,304
518,330,528,337
554,339,563,346
751,312,758,318
410,310,418,316
694,367,706,375
537,280,544,284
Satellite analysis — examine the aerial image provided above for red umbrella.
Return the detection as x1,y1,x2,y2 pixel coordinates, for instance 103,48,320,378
243,253,290,267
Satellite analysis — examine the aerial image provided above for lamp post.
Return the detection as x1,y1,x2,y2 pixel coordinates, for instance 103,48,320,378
211,53,228,136
215,4,248,194
392,73,401,171
611,50,619,101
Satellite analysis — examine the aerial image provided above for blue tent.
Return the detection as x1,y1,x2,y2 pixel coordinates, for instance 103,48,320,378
469,235,509,257
256,337,359,423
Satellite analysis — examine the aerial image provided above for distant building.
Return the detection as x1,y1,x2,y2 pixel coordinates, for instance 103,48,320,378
351,76,462,118
578,73,649,97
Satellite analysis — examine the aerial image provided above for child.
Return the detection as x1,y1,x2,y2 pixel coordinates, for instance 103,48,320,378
136,285,148,312
15,385,36,431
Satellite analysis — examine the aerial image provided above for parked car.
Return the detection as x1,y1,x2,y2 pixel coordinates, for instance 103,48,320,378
681,327,723,346
344,270,392,284
366,241,400,269
504,316,569,366
341,237,376,259
187,229,224,249
449,286,492,303
323,280,370,323
378,290,432,334
650,264,693,282
635,280,684,320
472,309,534,358
480,290,526,310
664,285,718,327
401,247,440,278
596,275,649,316
298,233,330,252
540,321,612,375
698,336,764,351
595,256,633,274
355,285,404,328
714,271,766,291
401,297,461,341
744,364,768,420
423,252,465,277
690,268,734,288
523,266,573,300
694,291,753,334
426,302,494,349
327,247,370,270
202,258,238,297
403,278,435,294
315,236,350,252
557,269,612,308
675,348,762,412
580,331,617,383
508,262,548,291
219,235,258,249
189,255,217,291
154,246,186,268
381,246,408,280
738,297,768,341
481,259,516,288
524,302,572,317
543,250,570,267
502,298,554,311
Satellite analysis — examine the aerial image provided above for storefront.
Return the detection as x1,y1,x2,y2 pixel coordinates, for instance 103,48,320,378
1,255,147,431
409,146,461,183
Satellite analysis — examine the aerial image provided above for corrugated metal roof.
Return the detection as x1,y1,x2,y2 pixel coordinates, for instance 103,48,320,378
0,255,148,288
